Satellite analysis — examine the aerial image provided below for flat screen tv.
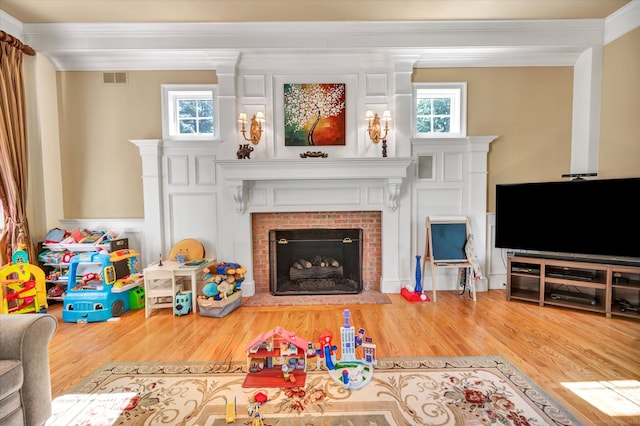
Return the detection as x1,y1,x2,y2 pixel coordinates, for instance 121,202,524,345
495,177,640,260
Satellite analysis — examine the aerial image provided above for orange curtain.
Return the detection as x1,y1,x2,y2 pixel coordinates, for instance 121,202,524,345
0,31,36,265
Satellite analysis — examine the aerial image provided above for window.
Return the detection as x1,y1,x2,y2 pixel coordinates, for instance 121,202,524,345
161,84,218,140
414,83,467,137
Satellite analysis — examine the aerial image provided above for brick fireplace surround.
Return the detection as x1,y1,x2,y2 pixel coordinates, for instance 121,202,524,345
252,211,382,294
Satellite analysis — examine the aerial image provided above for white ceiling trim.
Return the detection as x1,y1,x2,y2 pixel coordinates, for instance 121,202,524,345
0,10,24,40
17,18,612,71
605,0,640,44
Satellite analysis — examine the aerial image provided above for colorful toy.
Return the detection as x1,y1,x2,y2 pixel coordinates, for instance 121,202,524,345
318,309,376,390
174,291,192,316
248,402,264,426
168,238,205,262
62,249,143,323
225,397,236,424
316,329,337,370
0,253,48,315
129,286,145,309
199,261,246,303
243,326,309,388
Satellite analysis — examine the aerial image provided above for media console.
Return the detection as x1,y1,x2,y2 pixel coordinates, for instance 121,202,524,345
507,254,640,320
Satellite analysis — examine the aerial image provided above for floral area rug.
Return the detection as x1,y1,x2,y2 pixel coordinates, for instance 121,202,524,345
47,356,583,426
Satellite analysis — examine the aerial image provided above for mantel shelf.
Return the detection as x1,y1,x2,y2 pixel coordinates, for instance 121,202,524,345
217,157,414,213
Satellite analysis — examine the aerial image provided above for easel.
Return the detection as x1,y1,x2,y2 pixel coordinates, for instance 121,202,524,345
422,216,478,302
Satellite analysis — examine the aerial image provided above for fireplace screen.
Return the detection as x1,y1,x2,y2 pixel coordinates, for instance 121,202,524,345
269,228,363,295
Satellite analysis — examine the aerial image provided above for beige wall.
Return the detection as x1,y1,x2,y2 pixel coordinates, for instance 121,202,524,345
600,26,640,178
56,70,216,219
413,67,574,211
50,31,638,220
24,53,63,240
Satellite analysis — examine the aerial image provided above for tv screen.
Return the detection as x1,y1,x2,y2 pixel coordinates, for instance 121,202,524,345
495,177,640,260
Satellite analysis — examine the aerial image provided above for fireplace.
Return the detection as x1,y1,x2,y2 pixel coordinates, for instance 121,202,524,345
252,211,381,295
269,228,363,295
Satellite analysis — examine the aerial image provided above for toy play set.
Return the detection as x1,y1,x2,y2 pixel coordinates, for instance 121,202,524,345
316,308,377,390
228,308,376,424
242,309,376,391
62,249,143,323
0,248,48,315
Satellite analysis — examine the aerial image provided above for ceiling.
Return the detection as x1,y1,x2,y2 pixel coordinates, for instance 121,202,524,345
0,0,632,24
1,0,637,71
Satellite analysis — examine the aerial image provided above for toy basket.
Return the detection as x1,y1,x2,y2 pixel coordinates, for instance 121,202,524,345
197,290,242,318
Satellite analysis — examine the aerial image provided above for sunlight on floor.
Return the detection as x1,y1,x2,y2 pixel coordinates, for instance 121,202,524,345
561,380,640,416
47,392,137,426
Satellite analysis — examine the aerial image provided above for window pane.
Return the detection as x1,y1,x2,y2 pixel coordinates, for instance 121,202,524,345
179,119,197,134
417,99,431,115
198,119,213,134
416,117,431,133
433,117,450,132
414,83,466,136
198,100,213,117
433,98,451,115
178,100,197,118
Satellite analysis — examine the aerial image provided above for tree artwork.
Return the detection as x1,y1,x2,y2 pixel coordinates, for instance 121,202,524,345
284,83,346,146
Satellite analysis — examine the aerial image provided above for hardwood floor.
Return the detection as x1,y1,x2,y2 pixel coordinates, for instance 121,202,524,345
46,289,640,424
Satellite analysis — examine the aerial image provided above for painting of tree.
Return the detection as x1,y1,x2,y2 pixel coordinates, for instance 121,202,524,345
284,83,346,146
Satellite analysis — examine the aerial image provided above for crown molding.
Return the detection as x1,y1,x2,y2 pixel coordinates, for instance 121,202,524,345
22,19,607,71
605,0,640,44
0,10,24,40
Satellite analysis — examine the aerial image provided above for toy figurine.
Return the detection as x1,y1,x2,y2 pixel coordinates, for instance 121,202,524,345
248,403,264,426
237,143,254,159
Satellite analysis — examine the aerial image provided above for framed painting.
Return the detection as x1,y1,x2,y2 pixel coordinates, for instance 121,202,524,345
283,83,346,146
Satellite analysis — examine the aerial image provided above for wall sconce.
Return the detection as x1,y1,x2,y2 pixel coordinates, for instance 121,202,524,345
365,110,391,157
238,111,265,145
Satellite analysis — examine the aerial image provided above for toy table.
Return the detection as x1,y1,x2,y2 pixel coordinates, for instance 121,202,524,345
143,259,216,314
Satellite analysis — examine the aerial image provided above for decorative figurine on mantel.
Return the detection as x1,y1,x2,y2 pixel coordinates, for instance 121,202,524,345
237,143,254,159
300,151,328,158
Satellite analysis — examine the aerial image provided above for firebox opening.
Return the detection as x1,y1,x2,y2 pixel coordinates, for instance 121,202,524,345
269,228,363,296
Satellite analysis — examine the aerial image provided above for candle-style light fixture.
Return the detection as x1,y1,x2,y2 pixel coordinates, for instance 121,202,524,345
238,111,265,145
365,110,391,157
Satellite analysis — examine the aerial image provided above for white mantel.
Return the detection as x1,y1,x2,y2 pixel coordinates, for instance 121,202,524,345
217,157,413,213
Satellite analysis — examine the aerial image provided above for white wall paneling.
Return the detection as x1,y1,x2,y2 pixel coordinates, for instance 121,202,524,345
411,137,496,292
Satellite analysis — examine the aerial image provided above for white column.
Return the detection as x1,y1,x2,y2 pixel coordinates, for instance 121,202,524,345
129,139,163,267
571,46,603,175
391,55,419,158
467,136,498,284
215,59,240,159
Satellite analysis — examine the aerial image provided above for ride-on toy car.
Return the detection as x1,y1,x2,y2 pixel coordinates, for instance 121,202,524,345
62,249,142,323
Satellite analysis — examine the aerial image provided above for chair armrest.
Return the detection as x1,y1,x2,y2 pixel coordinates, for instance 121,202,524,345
0,314,58,426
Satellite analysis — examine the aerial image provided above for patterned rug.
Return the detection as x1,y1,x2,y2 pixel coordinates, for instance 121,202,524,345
47,356,583,426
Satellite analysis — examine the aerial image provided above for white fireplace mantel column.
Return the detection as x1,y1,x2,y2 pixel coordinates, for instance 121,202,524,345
130,139,163,267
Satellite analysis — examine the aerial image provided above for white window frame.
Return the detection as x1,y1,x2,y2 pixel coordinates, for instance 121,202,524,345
161,84,219,141
413,82,467,138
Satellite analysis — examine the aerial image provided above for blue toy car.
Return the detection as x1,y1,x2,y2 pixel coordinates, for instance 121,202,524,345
174,291,192,316
62,250,142,323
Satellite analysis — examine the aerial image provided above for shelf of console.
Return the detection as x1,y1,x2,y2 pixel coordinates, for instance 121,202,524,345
507,255,640,320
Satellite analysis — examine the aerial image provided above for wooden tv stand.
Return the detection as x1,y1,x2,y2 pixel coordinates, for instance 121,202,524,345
507,254,640,320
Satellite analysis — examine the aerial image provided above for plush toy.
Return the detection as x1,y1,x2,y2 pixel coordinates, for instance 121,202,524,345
217,281,233,299
201,262,246,300
202,282,220,298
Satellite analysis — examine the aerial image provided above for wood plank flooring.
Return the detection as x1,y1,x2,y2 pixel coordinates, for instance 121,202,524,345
46,289,640,424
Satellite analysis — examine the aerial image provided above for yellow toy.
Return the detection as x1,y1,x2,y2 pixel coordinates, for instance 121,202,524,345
0,261,48,315
225,397,236,424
